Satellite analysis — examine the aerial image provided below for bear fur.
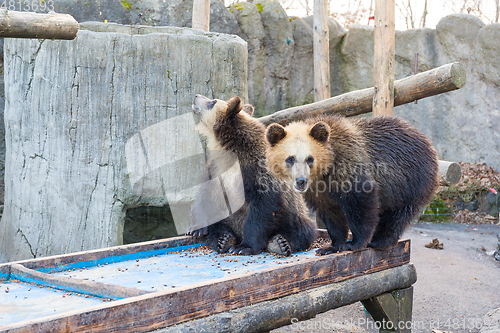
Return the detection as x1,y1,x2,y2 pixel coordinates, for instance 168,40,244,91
266,115,439,255
187,95,317,256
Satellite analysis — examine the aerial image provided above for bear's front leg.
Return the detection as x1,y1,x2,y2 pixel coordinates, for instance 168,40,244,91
336,178,380,252
315,207,349,255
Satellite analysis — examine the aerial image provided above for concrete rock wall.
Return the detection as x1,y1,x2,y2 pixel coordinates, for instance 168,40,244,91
34,1,500,170
0,23,247,262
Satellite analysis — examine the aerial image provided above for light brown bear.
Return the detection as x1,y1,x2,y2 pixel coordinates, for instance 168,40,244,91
266,115,439,255
187,95,317,256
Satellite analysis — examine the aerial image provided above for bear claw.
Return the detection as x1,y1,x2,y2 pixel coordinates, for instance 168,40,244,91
228,244,260,256
217,232,236,253
185,227,208,238
266,234,292,256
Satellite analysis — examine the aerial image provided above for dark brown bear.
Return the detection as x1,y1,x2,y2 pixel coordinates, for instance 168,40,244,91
266,115,439,255
186,95,317,256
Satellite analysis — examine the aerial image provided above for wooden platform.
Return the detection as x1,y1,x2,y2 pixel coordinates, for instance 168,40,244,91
0,236,413,332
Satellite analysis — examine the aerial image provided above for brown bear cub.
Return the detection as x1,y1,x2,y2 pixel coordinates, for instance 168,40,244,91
187,95,317,256
266,115,439,255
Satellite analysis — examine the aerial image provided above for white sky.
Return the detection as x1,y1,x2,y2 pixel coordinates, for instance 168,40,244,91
279,0,498,30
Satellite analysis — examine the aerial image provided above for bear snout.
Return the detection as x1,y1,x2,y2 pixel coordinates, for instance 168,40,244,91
295,177,308,192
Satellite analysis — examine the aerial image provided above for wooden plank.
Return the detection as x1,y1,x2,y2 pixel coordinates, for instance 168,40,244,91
0,240,410,332
373,0,395,116
0,9,79,40
10,264,150,300
0,236,198,272
192,0,210,31
258,62,466,126
160,263,417,333
313,0,330,101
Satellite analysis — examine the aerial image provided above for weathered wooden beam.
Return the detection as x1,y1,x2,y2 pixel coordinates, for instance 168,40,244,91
0,235,197,272
10,264,150,300
313,0,330,101
0,9,79,40
373,0,395,116
362,287,413,333
192,0,210,31
161,264,417,333
258,62,466,126
1,240,411,332
438,160,462,186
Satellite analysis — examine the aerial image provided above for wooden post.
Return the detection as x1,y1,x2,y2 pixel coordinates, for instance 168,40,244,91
362,287,413,333
313,0,330,101
373,0,395,116
192,0,210,31
258,62,467,126
0,9,79,40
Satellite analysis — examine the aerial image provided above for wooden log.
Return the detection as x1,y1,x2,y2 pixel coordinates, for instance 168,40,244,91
0,9,79,40
258,62,467,126
10,264,150,300
192,0,210,31
373,0,395,116
155,264,417,333
439,160,462,186
313,0,330,101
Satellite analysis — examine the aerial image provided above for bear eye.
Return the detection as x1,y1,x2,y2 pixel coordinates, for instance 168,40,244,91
285,156,295,166
208,100,216,109
306,156,314,167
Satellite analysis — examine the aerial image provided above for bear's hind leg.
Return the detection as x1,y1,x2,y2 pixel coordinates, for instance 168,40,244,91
368,205,417,249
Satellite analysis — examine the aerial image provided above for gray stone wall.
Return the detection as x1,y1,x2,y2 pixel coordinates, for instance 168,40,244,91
0,23,247,262
35,1,500,170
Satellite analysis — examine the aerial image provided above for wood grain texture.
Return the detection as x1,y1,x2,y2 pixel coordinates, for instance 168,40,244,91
438,160,462,186
313,0,330,101
0,9,79,40
0,240,410,332
373,0,395,116
192,0,210,31
258,62,466,126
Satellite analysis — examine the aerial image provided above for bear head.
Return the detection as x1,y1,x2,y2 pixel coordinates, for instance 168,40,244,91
192,94,254,149
266,121,333,193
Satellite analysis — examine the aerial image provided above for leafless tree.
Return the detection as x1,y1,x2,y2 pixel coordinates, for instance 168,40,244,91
419,0,428,27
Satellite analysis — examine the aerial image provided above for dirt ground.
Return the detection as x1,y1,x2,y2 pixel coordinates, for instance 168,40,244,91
272,222,500,333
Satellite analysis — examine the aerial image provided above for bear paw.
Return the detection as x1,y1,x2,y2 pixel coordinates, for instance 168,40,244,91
217,232,237,253
266,234,292,257
338,241,365,252
185,227,208,238
368,239,398,250
315,246,339,256
228,244,261,256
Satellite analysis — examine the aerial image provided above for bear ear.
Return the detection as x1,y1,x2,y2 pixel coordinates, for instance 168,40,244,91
266,124,287,146
309,122,330,143
226,96,243,118
242,104,254,116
